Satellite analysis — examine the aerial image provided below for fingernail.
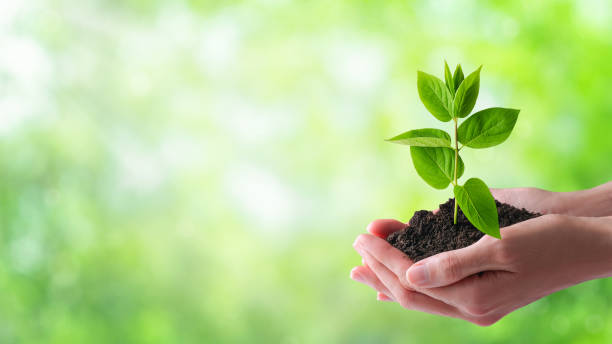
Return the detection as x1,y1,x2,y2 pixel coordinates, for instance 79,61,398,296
407,262,430,287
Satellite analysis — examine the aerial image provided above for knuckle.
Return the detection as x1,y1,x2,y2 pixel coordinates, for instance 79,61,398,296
381,240,397,254
356,233,370,242
463,290,494,316
399,276,412,290
439,253,461,281
541,213,565,226
398,291,416,309
478,234,498,246
465,302,494,317
472,315,500,327
354,234,370,247
493,240,516,265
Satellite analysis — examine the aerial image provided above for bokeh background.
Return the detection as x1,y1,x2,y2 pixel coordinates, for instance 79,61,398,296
1,0,612,342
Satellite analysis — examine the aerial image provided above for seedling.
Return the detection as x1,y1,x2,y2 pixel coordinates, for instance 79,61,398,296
387,62,519,238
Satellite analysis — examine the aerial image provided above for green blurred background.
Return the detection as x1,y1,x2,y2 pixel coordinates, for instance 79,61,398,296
1,0,611,342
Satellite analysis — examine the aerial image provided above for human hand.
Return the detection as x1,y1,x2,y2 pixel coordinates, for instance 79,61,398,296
352,214,612,325
350,219,480,320
349,186,559,297
492,182,612,217
419,187,563,216
489,187,561,214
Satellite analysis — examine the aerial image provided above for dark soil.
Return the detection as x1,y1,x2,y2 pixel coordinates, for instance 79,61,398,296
387,198,541,262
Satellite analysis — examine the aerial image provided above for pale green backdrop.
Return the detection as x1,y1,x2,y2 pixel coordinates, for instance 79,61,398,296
1,0,611,343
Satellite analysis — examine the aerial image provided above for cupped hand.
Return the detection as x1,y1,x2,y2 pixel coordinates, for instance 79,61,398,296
352,214,612,325
350,187,558,301
351,219,488,322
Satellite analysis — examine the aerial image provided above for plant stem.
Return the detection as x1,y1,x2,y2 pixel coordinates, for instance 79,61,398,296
453,117,458,225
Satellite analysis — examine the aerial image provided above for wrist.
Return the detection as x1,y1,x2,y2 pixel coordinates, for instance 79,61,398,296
570,216,612,281
557,182,612,217
561,215,612,285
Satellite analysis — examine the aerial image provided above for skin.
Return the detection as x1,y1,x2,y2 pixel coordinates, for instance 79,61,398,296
350,183,612,326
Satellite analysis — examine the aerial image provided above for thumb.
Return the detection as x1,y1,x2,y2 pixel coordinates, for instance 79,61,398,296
405,244,495,288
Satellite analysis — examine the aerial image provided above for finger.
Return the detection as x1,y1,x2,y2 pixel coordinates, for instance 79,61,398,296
378,292,393,301
350,265,395,301
354,233,413,289
366,219,406,239
405,241,502,288
415,270,514,317
360,250,468,319
362,250,505,325
360,258,395,301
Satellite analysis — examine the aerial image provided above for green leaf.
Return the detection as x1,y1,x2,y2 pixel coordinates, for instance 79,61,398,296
417,71,453,122
444,61,454,95
453,178,500,238
386,128,451,147
453,66,481,118
457,107,520,148
410,146,464,189
453,64,464,92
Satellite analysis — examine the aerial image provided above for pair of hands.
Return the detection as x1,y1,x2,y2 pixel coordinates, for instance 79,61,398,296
351,186,612,326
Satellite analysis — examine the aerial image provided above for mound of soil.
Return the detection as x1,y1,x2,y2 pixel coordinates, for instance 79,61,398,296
386,198,541,262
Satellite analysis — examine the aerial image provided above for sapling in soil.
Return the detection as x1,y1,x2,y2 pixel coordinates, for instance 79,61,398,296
386,62,540,261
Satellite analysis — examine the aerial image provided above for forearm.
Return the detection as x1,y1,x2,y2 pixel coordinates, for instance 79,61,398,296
571,215,612,281
557,181,612,217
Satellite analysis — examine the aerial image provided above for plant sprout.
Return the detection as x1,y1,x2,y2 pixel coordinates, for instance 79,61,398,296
387,62,519,238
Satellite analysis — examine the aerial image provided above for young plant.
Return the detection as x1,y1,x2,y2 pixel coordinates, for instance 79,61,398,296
387,62,519,239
